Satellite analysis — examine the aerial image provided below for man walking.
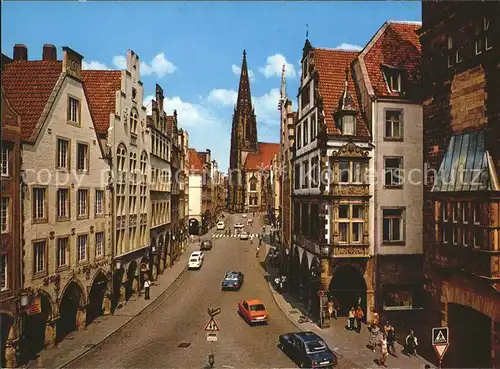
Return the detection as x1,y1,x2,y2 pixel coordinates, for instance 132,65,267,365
354,306,364,333
144,276,151,300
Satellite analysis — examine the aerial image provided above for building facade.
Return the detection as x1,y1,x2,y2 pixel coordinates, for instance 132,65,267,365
420,2,500,367
2,45,113,357
188,149,212,236
352,21,424,331
178,129,189,250
147,84,171,277
168,113,182,262
291,41,375,322
83,50,151,305
0,86,22,368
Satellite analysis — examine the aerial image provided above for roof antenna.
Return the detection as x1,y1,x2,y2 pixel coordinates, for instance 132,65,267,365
306,24,309,39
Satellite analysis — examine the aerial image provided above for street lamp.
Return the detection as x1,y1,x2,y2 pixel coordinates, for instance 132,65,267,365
20,293,29,308
17,292,29,365
115,259,122,270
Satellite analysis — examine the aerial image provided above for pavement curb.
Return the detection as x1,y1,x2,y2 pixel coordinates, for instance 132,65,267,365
57,264,188,369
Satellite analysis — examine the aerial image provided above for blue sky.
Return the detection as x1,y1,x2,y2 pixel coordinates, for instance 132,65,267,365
2,1,421,171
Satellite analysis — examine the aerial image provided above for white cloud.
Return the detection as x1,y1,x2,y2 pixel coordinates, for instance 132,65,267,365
140,52,177,78
82,60,110,70
231,64,255,82
335,43,363,51
253,88,281,126
207,89,238,107
259,54,296,78
112,55,127,70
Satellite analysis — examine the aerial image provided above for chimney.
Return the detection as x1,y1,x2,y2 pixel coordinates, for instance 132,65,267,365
62,46,83,80
13,44,28,61
42,44,57,61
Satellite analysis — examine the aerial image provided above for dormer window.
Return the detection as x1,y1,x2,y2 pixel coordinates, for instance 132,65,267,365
384,69,402,92
340,115,355,136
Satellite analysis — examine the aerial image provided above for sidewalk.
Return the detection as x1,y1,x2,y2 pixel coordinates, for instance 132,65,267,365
263,244,434,369
27,241,199,369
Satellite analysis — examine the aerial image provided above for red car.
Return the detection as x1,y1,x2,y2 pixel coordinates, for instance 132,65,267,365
238,299,269,324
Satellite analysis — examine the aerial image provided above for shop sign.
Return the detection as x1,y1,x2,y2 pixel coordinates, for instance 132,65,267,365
382,288,413,311
27,297,42,316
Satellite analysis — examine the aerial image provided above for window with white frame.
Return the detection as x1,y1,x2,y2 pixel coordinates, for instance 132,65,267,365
385,111,402,139
311,156,319,187
340,115,355,135
130,108,139,135
384,157,403,187
296,125,302,149
462,202,468,223
452,226,459,245
95,190,104,215
77,234,87,262
77,143,89,172
68,96,80,123
95,232,104,258
1,254,7,291
33,240,46,274
56,237,69,268
462,229,468,246
302,161,309,188
0,197,9,233
303,120,309,146
442,225,448,244
339,161,350,183
56,188,69,218
310,113,317,140
33,188,46,220
384,70,402,92
447,35,462,67
117,145,127,172
473,203,481,224
475,16,491,55
56,138,69,170
1,146,9,177
442,201,448,222
337,204,365,244
77,189,88,217
140,151,147,176
452,202,459,223
338,161,363,184
382,208,404,243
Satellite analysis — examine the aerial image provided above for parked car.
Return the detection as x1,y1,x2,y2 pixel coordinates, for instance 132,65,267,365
278,332,337,368
247,218,253,225
234,223,244,229
242,214,247,218
237,299,269,324
221,271,244,290
240,231,249,240
217,221,225,230
200,240,213,250
188,255,203,270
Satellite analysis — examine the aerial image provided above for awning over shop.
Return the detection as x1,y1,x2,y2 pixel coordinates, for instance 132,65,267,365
432,130,500,192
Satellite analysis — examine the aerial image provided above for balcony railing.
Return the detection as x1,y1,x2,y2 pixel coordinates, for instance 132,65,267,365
330,183,369,197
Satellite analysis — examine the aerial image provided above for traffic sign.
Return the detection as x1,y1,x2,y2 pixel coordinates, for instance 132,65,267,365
206,333,217,341
432,327,449,360
317,290,325,297
204,318,220,332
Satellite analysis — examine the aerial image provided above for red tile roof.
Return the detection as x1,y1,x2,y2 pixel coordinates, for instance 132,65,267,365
362,22,421,97
1,60,62,141
244,142,280,170
188,149,204,171
82,70,121,135
312,48,369,137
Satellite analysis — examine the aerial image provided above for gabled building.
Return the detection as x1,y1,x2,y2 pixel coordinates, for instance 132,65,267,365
2,44,113,355
352,21,424,330
0,85,22,368
167,113,182,262
82,50,151,304
147,84,171,276
420,2,500,367
228,50,280,214
291,41,374,322
188,149,212,236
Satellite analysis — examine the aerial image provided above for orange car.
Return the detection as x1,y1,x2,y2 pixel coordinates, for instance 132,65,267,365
238,298,269,324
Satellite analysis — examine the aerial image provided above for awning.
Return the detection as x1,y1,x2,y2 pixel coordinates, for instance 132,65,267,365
432,130,500,192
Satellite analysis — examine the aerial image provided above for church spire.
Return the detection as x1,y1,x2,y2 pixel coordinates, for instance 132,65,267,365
236,49,253,114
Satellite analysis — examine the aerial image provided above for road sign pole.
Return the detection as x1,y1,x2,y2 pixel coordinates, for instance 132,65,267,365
438,358,442,369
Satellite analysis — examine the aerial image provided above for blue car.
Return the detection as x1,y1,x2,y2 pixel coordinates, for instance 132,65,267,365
221,271,244,290
279,331,337,368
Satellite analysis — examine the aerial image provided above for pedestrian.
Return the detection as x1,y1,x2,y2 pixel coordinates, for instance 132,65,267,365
256,245,260,258
144,276,151,300
250,234,253,244
405,329,418,356
327,299,334,320
347,307,355,331
259,236,262,246
355,306,364,333
370,324,380,352
379,333,389,367
371,308,380,328
384,322,396,356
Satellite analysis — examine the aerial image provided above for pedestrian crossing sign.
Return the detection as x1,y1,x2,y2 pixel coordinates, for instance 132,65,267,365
204,318,220,332
432,327,449,360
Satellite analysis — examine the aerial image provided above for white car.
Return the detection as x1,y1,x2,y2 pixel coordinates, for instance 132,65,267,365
217,221,225,230
188,251,204,269
240,231,249,240
242,214,247,218
234,223,244,229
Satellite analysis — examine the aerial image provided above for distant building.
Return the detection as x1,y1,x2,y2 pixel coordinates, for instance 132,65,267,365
420,2,500,367
228,50,280,214
188,149,213,235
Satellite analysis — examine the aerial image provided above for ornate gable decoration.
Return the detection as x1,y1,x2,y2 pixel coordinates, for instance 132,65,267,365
332,141,369,158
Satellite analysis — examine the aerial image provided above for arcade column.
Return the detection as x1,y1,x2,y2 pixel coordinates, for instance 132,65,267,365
4,321,19,368
44,319,57,348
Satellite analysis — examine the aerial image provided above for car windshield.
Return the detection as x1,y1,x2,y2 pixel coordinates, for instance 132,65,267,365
202,241,210,245
225,274,238,280
305,340,327,353
189,258,198,262
249,304,266,311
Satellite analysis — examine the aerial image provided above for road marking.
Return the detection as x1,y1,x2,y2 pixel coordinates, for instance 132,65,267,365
221,366,235,369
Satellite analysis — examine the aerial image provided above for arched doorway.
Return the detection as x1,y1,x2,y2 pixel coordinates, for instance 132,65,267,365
445,303,492,368
299,253,310,305
56,282,84,343
289,247,301,294
1,314,14,367
24,292,52,359
329,264,367,317
125,261,138,300
87,271,108,325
